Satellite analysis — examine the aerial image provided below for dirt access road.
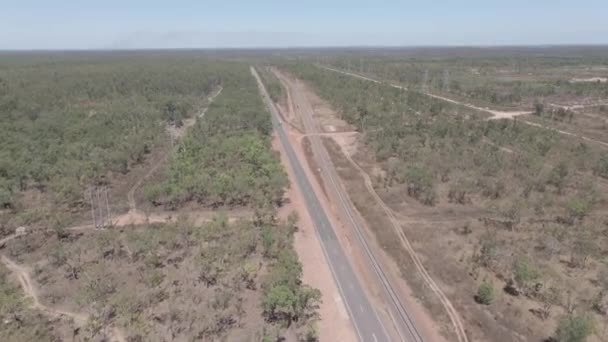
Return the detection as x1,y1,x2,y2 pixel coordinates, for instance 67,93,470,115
1,254,126,342
271,69,461,341
319,65,532,120
0,86,233,342
321,65,608,149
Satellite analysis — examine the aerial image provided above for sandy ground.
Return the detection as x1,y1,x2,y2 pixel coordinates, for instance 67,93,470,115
271,131,356,342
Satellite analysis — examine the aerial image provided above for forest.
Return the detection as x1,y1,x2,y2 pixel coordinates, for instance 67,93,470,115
145,62,288,211
0,53,225,229
0,53,319,341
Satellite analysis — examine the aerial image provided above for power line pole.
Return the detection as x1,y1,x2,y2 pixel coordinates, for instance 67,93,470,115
422,69,429,91
443,69,450,92
95,187,104,228
86,187,97,228
103,186,111,227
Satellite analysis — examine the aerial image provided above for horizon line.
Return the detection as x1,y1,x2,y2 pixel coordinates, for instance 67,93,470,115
2,43,608,53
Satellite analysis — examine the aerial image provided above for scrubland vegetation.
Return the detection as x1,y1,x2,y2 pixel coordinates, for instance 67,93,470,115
0,53,319,341
257,66,285,105
144,62,287,211
285,56,608,341
319,47,608,108
0,53,223,230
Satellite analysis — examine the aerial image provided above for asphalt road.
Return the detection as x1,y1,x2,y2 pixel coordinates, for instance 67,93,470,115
278,72,423,342
252,67,391,342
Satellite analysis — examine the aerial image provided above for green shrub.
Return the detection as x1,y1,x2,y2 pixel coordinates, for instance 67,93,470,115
555,314,594,342
594,153,608,179
513,256,539,289
534,101,544,116
567,198,591,221
405,166,436,206
476,281,495,305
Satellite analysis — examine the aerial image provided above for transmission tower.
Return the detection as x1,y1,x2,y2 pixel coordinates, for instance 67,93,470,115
422,69,429,91
86,186,112,228
442,69,450,92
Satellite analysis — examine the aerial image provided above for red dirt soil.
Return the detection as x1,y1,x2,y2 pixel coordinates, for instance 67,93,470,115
272,132,357,342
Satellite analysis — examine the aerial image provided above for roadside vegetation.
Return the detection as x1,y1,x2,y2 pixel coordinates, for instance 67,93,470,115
257,66,285,105
285,57,608,341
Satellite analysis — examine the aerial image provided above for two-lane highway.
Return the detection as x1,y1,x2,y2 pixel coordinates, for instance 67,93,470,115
275,71,423,342
252,66,391,342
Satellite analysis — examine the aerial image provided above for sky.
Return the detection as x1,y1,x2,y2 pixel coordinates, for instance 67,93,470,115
1,0,607,49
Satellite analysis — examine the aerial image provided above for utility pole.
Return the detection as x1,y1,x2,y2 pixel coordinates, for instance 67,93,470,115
422,69,429,91
95,187,104,227
86,185,112,228
443,69,450,92
103,186,111,227
86,188,97,228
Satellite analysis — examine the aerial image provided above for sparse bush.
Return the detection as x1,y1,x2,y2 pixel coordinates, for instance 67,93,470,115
476,233,498,269
480,178,505,199
405,166,436,206
570,232,596,269
476,281,495,305
567,198,591,221
534,101,544,116
593,153,608,179
262,226,275,258
555,314,594,342
547,162,569,193
513,256,539,292
448,181,471,204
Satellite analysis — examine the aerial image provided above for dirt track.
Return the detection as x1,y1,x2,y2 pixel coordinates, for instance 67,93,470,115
320,65,608,149
0,86,231,342
1,255,126,342
127,85,224,213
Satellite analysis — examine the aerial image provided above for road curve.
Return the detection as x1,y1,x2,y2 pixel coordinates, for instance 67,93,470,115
252,66,391,342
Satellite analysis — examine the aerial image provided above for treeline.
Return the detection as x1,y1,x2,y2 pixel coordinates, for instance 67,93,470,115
0,54,223,214
146,63,287,210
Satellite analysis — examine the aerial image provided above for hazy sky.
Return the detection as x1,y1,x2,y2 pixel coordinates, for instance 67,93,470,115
1,0,607,49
